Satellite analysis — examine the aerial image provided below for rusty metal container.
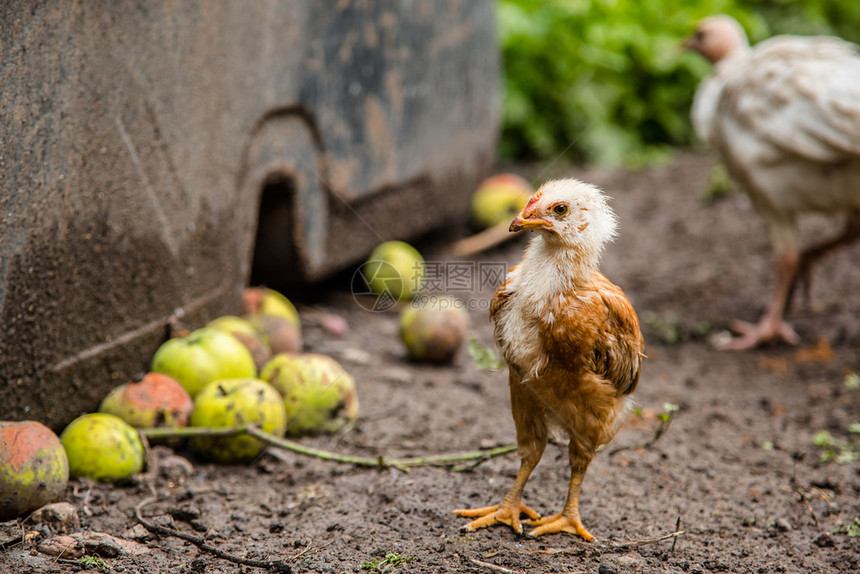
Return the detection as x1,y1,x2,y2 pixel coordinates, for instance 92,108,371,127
0,1,499,429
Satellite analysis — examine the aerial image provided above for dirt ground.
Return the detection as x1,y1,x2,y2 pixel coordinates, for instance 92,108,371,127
3,153,860,573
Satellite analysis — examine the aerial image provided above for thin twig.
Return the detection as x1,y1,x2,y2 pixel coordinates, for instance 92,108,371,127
134,497,292,573
449,220,519,258
790,462,819,528
603,529,685,551
469,558,520,574
608,416,673,456
671,517,681,552
534,527,685,555
290,539,334,561
140,425,517,471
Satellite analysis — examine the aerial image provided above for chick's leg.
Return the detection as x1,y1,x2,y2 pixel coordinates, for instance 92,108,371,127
529,449,595,541
453,447,544,534
453,376,546,534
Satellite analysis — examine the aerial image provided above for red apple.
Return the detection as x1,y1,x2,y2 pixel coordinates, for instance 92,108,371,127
99,373,193,430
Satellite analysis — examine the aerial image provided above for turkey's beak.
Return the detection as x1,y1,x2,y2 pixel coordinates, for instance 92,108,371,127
509,214,551,233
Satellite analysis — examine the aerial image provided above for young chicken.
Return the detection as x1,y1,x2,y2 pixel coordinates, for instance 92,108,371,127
453,179,644,540
686,15,860,350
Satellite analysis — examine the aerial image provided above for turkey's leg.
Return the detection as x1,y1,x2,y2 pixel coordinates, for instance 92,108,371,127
720,250,801,350
789,212,860,309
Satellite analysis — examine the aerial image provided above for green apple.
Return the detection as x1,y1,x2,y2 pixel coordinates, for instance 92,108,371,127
260,354,358,436
0,421,69,520
470,174,533,230
364,241,425,302
242,287,301,327
99,372,193,430
151,327,257,397
208,315,273,371
400,296,470,363
190,378,287,464
60,413,145,483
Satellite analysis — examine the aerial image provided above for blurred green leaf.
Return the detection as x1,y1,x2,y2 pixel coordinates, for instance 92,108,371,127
497,0,860,166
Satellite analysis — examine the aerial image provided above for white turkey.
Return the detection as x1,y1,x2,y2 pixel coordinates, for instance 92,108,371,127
685,15,860,350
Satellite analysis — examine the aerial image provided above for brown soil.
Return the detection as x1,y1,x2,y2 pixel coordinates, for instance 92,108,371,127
3,153,859,573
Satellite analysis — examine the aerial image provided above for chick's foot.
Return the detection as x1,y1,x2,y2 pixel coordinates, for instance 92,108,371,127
528,512,595,541
453,500,540,535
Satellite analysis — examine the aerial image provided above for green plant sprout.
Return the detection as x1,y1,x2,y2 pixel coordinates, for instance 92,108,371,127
642,311,710,345
610,402,678,455
361,552,414,573
813,426,860,464
78,556,106,571
469,337,505,371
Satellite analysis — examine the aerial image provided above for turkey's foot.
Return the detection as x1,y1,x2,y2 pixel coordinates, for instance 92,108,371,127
717,317,800,351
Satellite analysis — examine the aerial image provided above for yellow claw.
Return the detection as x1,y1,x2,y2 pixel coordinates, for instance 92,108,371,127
528,513,595,541
453,500,541,534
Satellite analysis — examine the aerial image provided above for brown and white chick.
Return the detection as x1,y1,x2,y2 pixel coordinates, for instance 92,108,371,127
686,15,860,350
453,179,644,540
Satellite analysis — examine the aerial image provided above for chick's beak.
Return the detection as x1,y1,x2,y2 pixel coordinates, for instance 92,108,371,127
509,212,551,233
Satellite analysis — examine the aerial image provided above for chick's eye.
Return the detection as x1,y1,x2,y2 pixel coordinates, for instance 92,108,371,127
552,204,569,216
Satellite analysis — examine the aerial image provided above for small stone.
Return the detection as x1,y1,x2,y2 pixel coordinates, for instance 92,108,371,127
123,523,151,541
159,454,194,482
616,556,641,568
169,503,201,522
339,347,372,365
319,313,348,337
0,520,23,546
773,518,792,532
29,502,80,533
690,563,704,574
814,534,835,547
38,535,83,558
74,531,151,556
598,563,617,574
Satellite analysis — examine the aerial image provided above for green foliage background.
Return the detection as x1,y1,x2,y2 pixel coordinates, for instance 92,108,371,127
498,0,860,166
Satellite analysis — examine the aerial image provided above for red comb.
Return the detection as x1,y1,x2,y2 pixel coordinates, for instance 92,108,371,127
525,190,543,209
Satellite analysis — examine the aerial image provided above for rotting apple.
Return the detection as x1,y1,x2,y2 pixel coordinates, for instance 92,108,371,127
207,315,273,371
363,241,425,302
60,413,145,483
247,313,302,355
150,327,257,397
400,295,470,363
470,174,533,230
260,353,358,436
0,421,69,520
242,287,301,327
99,373,193,432
190,378,287,464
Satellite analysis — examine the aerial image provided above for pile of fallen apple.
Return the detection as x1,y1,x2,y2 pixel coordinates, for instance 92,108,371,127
1,287,363,520
1,174,533,521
